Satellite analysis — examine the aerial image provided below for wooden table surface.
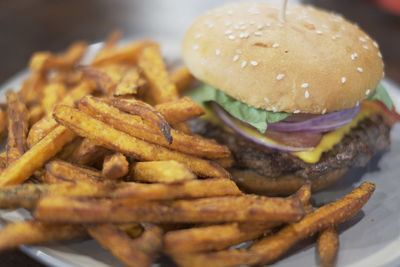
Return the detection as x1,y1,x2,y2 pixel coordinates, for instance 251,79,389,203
0,0,399,266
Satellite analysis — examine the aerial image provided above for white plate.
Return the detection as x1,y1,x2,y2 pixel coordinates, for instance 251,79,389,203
0,42,399,267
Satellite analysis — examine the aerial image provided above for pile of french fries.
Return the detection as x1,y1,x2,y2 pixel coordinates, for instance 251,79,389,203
0,32,375,267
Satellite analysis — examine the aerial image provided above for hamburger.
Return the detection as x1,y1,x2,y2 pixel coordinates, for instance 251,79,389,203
182,2,400,195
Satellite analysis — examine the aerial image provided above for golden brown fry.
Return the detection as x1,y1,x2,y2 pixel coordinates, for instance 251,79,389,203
114,67,146,96
0,181,115,209
0,108,8,143
68,138,109,166
0,152,6,169
0,221,86,251
165,222,271,254
88,224,163,267
288,182,312,205
214,155,234,168
109,98,172,143
28,104,44,126
91,40,153,66
318,226,339,267
27,80,95,148
42,82,67,114
79,96,230,159
29,41,88,73
20,73,46,105
81,64,129,96
113,178,241,200
250,182,375,265
102,30,122,51
6,91,29,165
170,66,196,95
171,122,192,135
102,152,129,180
35,194,304,224
138,45,178,104
130,161,195,184
55,105,229,178
0,126,75,187
170,250,262,267
154,96,204,125
45,160,103,184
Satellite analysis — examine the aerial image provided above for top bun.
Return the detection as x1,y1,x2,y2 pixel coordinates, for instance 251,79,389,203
182,2,384,114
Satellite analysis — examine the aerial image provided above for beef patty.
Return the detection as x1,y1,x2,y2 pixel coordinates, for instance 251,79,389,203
192,114,391,179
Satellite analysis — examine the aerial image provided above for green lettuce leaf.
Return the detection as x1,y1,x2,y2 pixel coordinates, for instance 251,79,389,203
187,84,290,133
368,83,393,110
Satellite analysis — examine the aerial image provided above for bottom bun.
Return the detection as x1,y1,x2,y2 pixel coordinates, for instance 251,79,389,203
230,168,348,196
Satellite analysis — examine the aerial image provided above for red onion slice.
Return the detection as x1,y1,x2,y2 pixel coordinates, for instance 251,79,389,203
267,106,360,132
212,103,314,152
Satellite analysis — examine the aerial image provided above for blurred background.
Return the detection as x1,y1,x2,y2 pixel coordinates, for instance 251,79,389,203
0,0,399,266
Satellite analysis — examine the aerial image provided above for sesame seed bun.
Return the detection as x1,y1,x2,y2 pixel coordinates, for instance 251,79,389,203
182,2,384,114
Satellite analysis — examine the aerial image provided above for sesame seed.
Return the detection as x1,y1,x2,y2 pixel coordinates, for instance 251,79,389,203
233,55,239,62
238,21,245,26
250,20,255,25
215,49,221,56
341,77,346,84
373,41,379,48
363,45,369,50
305,90,310,99
276,74,285,80
194,33,202,39
264,97,270,103
250,61,258,66
227,10,233,15
239,32,249,39
301,83,309,88
192,45,199,50
341,25,347,30
254,31,262,36
239,25,247,30
228,35,235,40
272,43,280,48
315,30,323,34
378,51,382,58
366,89,371,95
266,22,272,27
357,67,363,73
241,60,247,68
257,24,264,29
322,24,328,29
225,21,231,26
359,37,367,42
322,108,327,114
224,30,233,35
236,49,242,54
351,53,358,60
294,110,301,114
272,106,277,112
234,25,239,30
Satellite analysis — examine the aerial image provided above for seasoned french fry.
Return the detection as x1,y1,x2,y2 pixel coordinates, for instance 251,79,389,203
250,182,375,265
68,138,109,166
6,91,29,165
109,98,172,143
20,73,46,105
29,41,88,73
214,155,234,168
55,105,229,178
0,108,8,143
113,178,241,200
79,96,230,159
138,45,178,104
91,40,153,66
0,221,86,251
130,161,195,184
170,250,262,267
88,224,163,267
114,67,146,96
27,80,96,148
81,64,129,96
35,194,304,224
0,152,6,169
164,183,312,254
0,181,115,209
170,66,196,94
102,152,129,180
41,82,67,114
45,160,103,184
153,96,204,125
28,104,44,126
318,226,339,267
165,222,271,254
0,126,75,187
102,30,122,51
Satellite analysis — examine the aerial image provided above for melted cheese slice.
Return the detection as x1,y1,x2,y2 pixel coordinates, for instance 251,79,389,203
202,106,373,164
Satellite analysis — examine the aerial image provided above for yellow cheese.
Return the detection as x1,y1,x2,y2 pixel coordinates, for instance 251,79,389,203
202,106,372,164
